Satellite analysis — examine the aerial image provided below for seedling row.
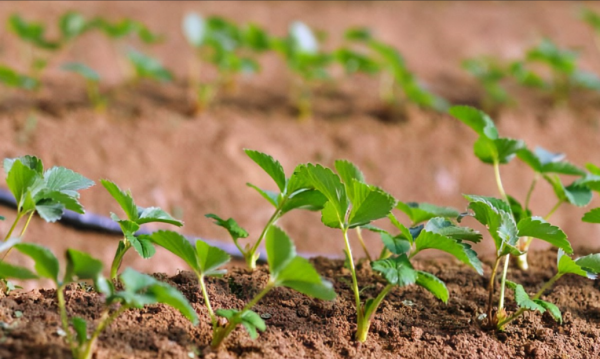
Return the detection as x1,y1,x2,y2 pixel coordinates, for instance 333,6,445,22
1,104,600,356
3,8,600,119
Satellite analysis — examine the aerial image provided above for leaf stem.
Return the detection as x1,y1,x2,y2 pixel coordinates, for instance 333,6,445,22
544,200,563,221
487,256,502,327
524,174,539,211
493,161,509,203
198,274,216,327
355,227,372,262
247,209,281,270
110,241,130,281
80,305,128,359
498,255,510,311
57,285,76,357
496,273,563,329
356,284,393,342
343,227,362,316
0,211,29,262
3,212,23,242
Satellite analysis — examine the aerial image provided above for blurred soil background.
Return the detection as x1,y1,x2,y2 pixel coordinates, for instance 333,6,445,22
1,0,600,277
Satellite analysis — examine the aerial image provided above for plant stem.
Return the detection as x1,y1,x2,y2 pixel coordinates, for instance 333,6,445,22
544,200,563,221
493,161,509,203
498,255,510,311
80,305,128,359
343,227,362,315
110,241,130,281
198,274,216,327
524,174,539,211
355,227,372,262
356,283,393,342
496,273,563,329
3,212,23,242
0,211,29,262
487,256,502,327
57,285,76,357
211,282,275,349
247,209,281,270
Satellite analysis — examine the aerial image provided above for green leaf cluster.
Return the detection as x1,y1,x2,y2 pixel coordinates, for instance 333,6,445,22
126,48,173,83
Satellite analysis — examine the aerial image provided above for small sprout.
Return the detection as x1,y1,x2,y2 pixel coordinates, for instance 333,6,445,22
126,48,173,83
148,226,335,349
101,179,182,280
207,149,326,270
0,243,197,359
0,65,38,90
61,62,106,111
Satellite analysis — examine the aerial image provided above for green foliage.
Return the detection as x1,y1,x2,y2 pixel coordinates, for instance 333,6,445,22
92,17,162,43
126,49,173,82
395,201,460,226
462,56,511,111
101,179,182,279
8,14,60,50
372,254,417,286
215,309,265,339
505,281,562,324
61,62,100,82
0,65,38,90
582,208,600,223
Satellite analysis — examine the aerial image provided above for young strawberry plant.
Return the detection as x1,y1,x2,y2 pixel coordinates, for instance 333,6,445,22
462,57,512,113
1,155,94,260
182,13,269,112
0,242,198,359
344,27,448,113
449,105,597,328
61,62,106,110
100,179,183,280
206,149,326,269
272,21,332,120
298,160,480,341
148,226,335,349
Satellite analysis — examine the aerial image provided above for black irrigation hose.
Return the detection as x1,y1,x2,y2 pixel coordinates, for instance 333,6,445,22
0,188,337,261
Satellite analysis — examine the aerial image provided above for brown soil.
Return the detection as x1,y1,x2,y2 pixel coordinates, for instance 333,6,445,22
1,250,599,359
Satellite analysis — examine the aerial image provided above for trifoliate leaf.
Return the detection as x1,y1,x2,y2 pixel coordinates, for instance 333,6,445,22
205,213,249,240
348,180,395,228
415,230,483,274
101,179,138,221
128,234,156,259
473,136,525,164
244,149,286,193
372,254,417,287
517,217,571,253
415,271,448,303
216,309,266,340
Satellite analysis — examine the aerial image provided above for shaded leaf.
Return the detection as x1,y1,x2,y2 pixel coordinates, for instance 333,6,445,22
557,250,592,278
517,217,571,253
101,180,138,221
14,243,59,283
0,262,38,279
72,317,88,345
128,234,156,259
415,230,483,274
301,164,349,223
348,181,395,228
65,248,104,282
196,240,230,276
372,254,417,286
416,271,448,303
280,189,327,214
534,300,562,323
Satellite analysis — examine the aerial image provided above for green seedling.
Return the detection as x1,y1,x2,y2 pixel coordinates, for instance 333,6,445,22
1,155,94,261
449,106,597,328
61,62,106,110
100,179,182,280
462,57,512,113
182,13,268,112
0,242,197,359
298,160,480,341
450,105,594,270
148,226,335,349
92,17,163,44
126,48,173,83
0,65,38,91
344,27,448,113
206,149,326,269
272,21,332,120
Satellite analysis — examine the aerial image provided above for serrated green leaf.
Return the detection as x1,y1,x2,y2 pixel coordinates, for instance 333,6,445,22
0,261,38,279
534,299,562,323
117,220,140,236
557,250,591,278
4,155,43,175
6,160,41,210
506,280,545,312
448,105,499,139
205,213,249,241
320,201,342,229
544,175,592,207
334,159,365,202
372,254,417,286
14,243,59,284
244,149,286,192
380,232,411,255
43,167,94,197
416,271,448,303
247,183,279,207
35,199,65,222
574,253,600,275
101,179,138,221
387,213,417,245
266,225,295,277
216,309,266,340
65,249,103,282
301,164,348,225
348,181,395,228
517,217,571,253
415,230,483,274
424,217,482,243
474,136,525,165
517,148,543,172
147,230,199,273
196,240,230,276
395,201,459,225
583,208,600,223
36,190,84,214
128,234,156,259
72,317,88,345
542,162,585,176
137,207,182,226
280,189,327,214
275,256,336,300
